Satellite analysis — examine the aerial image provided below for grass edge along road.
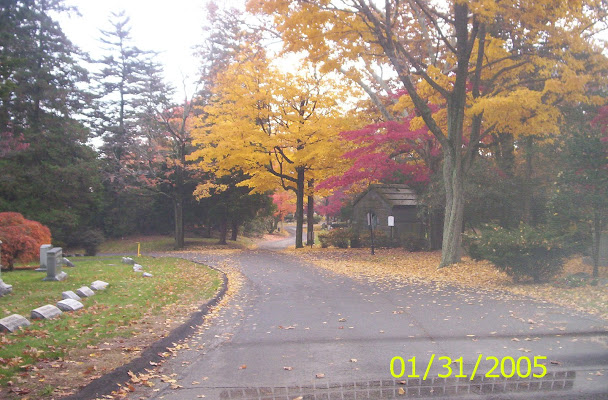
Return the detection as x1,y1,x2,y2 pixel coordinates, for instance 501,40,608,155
0,256,222,399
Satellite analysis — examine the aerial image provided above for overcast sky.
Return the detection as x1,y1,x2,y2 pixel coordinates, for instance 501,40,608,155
58,0,246,99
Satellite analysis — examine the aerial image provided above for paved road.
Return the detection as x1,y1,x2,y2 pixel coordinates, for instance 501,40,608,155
125,236,608,400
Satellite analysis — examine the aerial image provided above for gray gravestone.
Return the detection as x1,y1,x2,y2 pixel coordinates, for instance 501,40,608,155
57,299,84,312
63,257,75,267
90,280,108,291
31,304,62,320
0,240,13,296
43,247,67,281
76,286,95,297
122,257,135,265
62,290,81,301
36,244,53,272
0,314,30,333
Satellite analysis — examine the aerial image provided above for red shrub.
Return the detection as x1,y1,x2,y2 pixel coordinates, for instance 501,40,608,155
0,212,52,270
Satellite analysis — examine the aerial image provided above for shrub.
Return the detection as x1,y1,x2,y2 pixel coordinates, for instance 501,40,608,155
360,230,400,248
401,233,429,252
318,231,330,248
79,229,105,256
349,230,362,248
464,224,568,283
0,212,52,270
326,228,350,248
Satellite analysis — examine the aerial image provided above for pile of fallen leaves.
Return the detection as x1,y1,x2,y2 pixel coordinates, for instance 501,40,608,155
292,248,608,320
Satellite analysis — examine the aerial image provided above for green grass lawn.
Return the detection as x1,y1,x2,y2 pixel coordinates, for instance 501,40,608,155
0,256,222,387
96,234,255,254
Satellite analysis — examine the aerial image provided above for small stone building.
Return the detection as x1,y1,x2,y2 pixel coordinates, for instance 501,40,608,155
352,184,423,238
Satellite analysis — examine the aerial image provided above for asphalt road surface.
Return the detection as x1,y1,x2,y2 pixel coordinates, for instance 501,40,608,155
123,233,608,400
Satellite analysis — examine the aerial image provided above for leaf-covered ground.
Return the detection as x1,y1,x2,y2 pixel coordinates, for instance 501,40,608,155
291,248,608,320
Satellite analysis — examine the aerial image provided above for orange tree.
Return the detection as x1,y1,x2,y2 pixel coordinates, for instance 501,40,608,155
248,0,608,266
0,212,51,270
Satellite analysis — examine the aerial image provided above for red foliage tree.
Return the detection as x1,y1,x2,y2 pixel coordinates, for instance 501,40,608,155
0,212,51,270
272,191,296,221
319,116,441,192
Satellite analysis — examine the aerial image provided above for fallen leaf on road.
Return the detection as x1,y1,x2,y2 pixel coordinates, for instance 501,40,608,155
550,361,562,365
338,318,347,322
350,359,358,363
518,348,532,353
239,364,247,369
398,387,405,395
316,373,325,379
284,366,293,371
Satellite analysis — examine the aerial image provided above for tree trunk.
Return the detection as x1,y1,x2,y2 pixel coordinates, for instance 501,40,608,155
231,220,239,241
592,211,601,278
429,208,444,250
295,167,305,249
173,196,184,250
306,179,315,246
173,144,186,249
439,147,466,268
218,219,228,245
522,136,534,225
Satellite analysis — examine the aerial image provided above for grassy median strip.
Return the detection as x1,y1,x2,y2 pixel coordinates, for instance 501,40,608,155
0,256,221,390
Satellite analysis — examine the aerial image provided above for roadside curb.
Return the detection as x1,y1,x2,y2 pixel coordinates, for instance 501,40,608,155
60,260,229,400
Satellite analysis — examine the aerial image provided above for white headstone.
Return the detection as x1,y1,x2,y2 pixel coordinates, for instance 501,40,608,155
0,314,30,332
142,272,153,277
57,299,84,312
31,304,62,320
36,244,53,272
62,290,81,301
90,280,108,290
133,264,143,272
43,247,67,281
76,286,95,297
121,257,135,265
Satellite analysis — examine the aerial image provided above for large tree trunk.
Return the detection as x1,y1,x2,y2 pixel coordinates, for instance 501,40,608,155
231,220,239,241
439,147,466,268
306,179,314,246
218,218,228,245
295,167,305,249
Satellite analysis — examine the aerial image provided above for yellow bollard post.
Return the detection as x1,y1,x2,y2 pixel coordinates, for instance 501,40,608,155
137,242,141,257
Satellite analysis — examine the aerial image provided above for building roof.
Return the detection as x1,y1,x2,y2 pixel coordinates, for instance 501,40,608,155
354,184,418,207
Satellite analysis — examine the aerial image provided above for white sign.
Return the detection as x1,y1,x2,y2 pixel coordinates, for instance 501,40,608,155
388,216,395,227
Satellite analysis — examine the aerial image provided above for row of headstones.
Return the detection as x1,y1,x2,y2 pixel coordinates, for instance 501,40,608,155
0,280,109,333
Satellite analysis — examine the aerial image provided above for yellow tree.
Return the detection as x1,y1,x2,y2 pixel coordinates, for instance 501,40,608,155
248,0,608,266
189,52,355,248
